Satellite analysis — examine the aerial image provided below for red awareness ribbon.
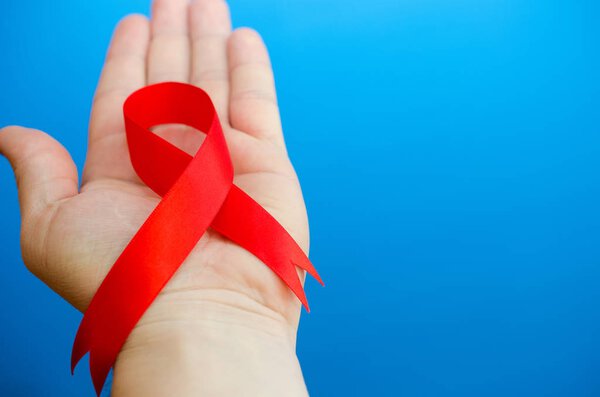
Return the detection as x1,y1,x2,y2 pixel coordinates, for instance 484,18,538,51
71,82,323,395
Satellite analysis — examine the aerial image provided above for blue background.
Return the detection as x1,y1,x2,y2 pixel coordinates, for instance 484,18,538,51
1,0,599,396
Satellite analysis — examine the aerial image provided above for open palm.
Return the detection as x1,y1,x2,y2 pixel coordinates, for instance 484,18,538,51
0,0,309,329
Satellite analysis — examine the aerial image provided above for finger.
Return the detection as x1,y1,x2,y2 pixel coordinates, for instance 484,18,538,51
0,126,78,220
147,0,191,84
84,14,150,185
228,28,285,148
189,0,232,121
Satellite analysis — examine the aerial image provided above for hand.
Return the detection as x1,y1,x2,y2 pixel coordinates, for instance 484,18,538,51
0,1,311,396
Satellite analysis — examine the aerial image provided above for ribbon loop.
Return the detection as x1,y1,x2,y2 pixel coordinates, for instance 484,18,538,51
124,82,231,197
71,82,322,395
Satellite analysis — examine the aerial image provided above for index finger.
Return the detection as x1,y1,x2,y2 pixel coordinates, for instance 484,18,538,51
82,14,150,186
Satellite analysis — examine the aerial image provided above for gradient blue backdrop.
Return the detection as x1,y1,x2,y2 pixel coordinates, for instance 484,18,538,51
1,1,599,396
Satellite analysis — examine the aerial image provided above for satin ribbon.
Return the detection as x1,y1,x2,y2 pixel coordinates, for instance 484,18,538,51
71,82,323,395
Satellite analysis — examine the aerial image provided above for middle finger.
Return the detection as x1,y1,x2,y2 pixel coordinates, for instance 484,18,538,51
147,0,191,84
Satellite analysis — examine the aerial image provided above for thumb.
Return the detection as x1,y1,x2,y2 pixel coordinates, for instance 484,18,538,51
0,125,79,224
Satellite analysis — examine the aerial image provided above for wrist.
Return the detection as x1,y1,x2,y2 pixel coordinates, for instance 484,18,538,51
111,289,309,397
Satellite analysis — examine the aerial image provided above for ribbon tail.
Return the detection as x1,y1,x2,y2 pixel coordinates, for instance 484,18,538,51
275,258,310,312
290,250,324,286
71,318,112,396
71,317,91,374
89,347,113,396
211,186,324,311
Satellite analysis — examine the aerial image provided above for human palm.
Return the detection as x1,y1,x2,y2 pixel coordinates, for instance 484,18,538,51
0,0,309,329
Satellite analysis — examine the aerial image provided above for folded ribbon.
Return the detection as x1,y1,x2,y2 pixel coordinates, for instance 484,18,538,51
71,82,323,395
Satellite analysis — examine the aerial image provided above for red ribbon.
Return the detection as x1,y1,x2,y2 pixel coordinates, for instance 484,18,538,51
71,82,323,395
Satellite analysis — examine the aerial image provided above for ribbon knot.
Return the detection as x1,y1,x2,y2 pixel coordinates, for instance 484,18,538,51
71,82,322,395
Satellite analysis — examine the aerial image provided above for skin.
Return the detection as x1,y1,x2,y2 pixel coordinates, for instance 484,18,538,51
0,0,313,395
